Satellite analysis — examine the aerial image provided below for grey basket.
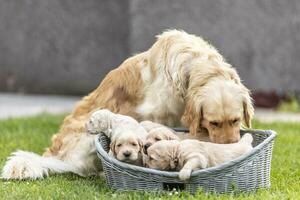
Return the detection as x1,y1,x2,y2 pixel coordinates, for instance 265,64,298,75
95,129,276,194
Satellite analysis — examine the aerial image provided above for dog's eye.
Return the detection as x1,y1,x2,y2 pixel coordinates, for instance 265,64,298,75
232,118,240,124
210,121,220,127
117,144,122,147
131,142,137,146
154,137,160,141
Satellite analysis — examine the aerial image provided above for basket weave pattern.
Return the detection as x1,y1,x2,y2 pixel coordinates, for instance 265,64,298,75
95,129,276,193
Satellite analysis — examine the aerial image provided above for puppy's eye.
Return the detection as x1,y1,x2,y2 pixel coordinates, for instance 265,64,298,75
117,144,122,147
210,121,220,127
154,137,160,141
131,143,137,146
149,156,154,161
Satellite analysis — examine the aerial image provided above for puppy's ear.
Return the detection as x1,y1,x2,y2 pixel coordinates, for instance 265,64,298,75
169,143,179,170
166,132,180,140
242,87,254,128
137,138,144,153
110,141,117,156
181,99,202,135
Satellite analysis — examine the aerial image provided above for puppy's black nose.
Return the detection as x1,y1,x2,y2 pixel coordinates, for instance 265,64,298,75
144,143,151,151
123,151,131,157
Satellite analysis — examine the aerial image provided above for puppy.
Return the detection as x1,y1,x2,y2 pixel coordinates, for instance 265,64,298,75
141,121,179,150
145,133,253,181
144,127,180,151
141,121,210,151
86,109,148,165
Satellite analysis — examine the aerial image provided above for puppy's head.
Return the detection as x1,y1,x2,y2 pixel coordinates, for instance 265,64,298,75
144,140,180,171
144,127,180,151
182,78,254,144
86,109,113,135
110,131,143,165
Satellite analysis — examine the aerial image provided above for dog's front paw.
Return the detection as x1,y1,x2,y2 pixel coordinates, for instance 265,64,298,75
179,169,192,181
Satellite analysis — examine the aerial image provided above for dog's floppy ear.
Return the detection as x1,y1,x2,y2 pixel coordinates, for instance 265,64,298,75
181,98,202,135
242,87,254,128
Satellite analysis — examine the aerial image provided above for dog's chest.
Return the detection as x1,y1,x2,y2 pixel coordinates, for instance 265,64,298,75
136,72,184,125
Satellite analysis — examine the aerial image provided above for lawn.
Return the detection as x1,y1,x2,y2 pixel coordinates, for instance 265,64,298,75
0,114,299,200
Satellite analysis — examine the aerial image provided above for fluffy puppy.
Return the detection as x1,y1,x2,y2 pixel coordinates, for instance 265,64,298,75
86,109,147,165
141,121,179,150
145,133,253,181
141,121,210,151
144,127,180,151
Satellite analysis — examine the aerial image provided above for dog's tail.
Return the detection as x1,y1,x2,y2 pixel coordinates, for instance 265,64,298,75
239,133,253,145
1,150,79,180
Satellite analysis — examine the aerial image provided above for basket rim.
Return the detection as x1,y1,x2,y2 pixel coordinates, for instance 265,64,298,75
95,128,276,178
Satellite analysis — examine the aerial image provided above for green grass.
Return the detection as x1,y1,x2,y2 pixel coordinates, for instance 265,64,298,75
277,96,300,113
0,114,299,200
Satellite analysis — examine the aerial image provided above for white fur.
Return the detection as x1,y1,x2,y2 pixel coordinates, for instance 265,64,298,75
1,133,99,180
1,151,78,180
86,109,148,165
137,67,185,126
86,109,148,140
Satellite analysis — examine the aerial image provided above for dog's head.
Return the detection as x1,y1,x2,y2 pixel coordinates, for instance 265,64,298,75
110,131,144,165
144,127,179,152
144,140,180,171
182,77,254,144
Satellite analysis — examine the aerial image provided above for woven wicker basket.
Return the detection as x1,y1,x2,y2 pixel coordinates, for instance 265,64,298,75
95,128,276,194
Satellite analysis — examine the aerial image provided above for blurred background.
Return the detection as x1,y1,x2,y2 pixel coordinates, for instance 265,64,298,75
0,0,299,120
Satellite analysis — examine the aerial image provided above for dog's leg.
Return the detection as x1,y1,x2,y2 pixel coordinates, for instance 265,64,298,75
178,154,208,181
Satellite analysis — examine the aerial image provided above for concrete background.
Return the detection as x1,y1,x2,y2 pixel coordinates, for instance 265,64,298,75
0,0,129,94
0,0,299,95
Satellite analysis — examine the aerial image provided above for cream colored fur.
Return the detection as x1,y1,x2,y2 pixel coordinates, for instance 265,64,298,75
86,109,148,165
145,133,253,181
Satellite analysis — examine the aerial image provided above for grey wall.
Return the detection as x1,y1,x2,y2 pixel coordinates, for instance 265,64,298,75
0,0,129,94
130,0,300,94
0,0,299,94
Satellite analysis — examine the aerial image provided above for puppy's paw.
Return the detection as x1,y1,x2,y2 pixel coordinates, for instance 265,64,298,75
179,169,192,181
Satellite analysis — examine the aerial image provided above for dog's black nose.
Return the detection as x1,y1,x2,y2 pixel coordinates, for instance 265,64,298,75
123,151,131,157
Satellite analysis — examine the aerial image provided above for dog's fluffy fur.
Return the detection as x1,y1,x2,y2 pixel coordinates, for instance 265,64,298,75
145,133,253,180
1,30,253,180
86,109,147,165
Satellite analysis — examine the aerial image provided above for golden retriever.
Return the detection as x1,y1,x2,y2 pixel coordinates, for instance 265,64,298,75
145,133,253,181
86,109,147,165
1,30,253,180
